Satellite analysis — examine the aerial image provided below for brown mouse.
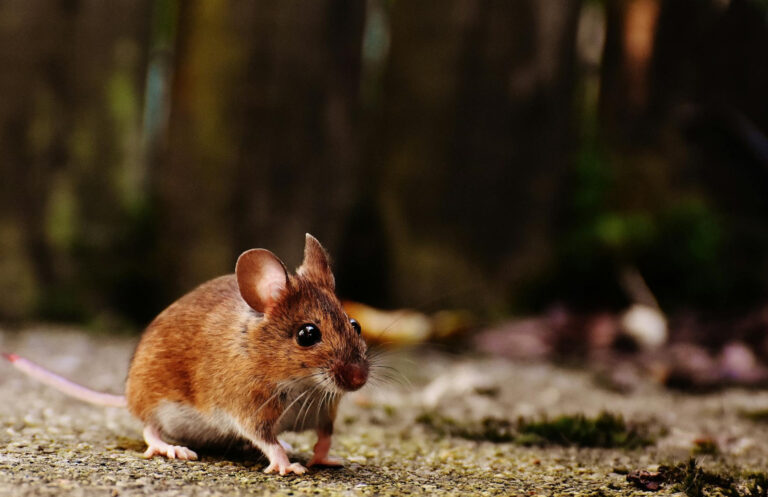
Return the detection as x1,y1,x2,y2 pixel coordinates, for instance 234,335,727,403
3,234,369,476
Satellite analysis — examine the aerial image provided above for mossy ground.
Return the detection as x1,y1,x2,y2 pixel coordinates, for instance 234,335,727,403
2,327,768,496
416,411,656,448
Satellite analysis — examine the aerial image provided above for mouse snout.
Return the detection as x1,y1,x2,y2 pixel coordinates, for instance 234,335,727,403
332,361,368,391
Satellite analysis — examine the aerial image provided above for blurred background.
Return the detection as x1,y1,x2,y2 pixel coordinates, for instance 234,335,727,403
1,0,767,339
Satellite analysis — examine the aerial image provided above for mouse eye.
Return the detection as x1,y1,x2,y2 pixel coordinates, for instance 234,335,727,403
296,324,322,347
350,318,361,335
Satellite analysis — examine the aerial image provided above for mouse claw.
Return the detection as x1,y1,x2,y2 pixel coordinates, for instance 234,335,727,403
170,445,198,460
143,444,198,461
143,447,155,458
142,425,198,461
263,461,307,476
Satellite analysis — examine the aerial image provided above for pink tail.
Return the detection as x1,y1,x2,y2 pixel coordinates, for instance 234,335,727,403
2,353,126,408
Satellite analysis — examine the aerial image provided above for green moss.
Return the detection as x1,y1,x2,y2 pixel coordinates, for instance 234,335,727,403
642,459,768,497
692,437,719,456
741,409,768,422
672,459,744,497
745,472,768,497
517,412,653,449
417,411,654,448
415,413,515,443
473,386,500,397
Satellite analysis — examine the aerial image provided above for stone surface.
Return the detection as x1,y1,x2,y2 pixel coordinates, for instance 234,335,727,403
1,326,768,496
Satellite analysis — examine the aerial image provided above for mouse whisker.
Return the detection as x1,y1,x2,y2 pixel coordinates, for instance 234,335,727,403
366,369,412,391
322,387,336,424
276,390,309,428
309,375,333,426
252,382,294,417
371,367,410,383
369,364,412,387
315,389,327,427
366,345,397,359
319,377,334,408
291,383,320,432
365,376,395,388
300,390,321,430
317,396,326,428
370,353,417,370
377,371,411,387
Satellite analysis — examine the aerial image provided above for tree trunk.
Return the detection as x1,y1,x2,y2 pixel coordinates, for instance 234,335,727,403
156,0,365,299
0,0,151,321
376,0,581,313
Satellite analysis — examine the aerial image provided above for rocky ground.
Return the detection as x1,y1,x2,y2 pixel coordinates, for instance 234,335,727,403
2,326,768,496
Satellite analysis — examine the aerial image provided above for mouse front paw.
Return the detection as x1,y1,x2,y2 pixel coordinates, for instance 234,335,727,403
263,460,307,475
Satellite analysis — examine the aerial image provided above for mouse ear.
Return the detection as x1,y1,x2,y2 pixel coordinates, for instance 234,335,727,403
236,249,289,312
297,233,335,290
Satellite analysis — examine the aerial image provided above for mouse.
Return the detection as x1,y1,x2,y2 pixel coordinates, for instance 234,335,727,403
3,234,369,476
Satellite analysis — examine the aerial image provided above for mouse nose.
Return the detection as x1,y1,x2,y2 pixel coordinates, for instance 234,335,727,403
333,362,368,391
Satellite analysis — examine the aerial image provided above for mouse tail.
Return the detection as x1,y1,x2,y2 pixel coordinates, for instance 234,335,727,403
2,353,127,408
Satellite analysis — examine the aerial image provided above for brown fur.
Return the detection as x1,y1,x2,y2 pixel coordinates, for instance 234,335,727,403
125,235,368,450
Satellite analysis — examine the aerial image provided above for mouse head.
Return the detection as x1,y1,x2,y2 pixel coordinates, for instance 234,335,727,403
236,234,368,393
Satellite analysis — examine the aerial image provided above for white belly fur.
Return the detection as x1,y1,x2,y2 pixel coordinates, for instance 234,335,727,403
154,401,247,449
153,393,327,449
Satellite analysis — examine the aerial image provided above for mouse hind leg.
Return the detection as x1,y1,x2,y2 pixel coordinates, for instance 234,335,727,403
142,425,198,461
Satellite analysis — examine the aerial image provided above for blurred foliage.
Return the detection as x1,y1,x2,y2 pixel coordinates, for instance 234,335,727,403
0,0,767,326
523,0,768,313
543,142,731,310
